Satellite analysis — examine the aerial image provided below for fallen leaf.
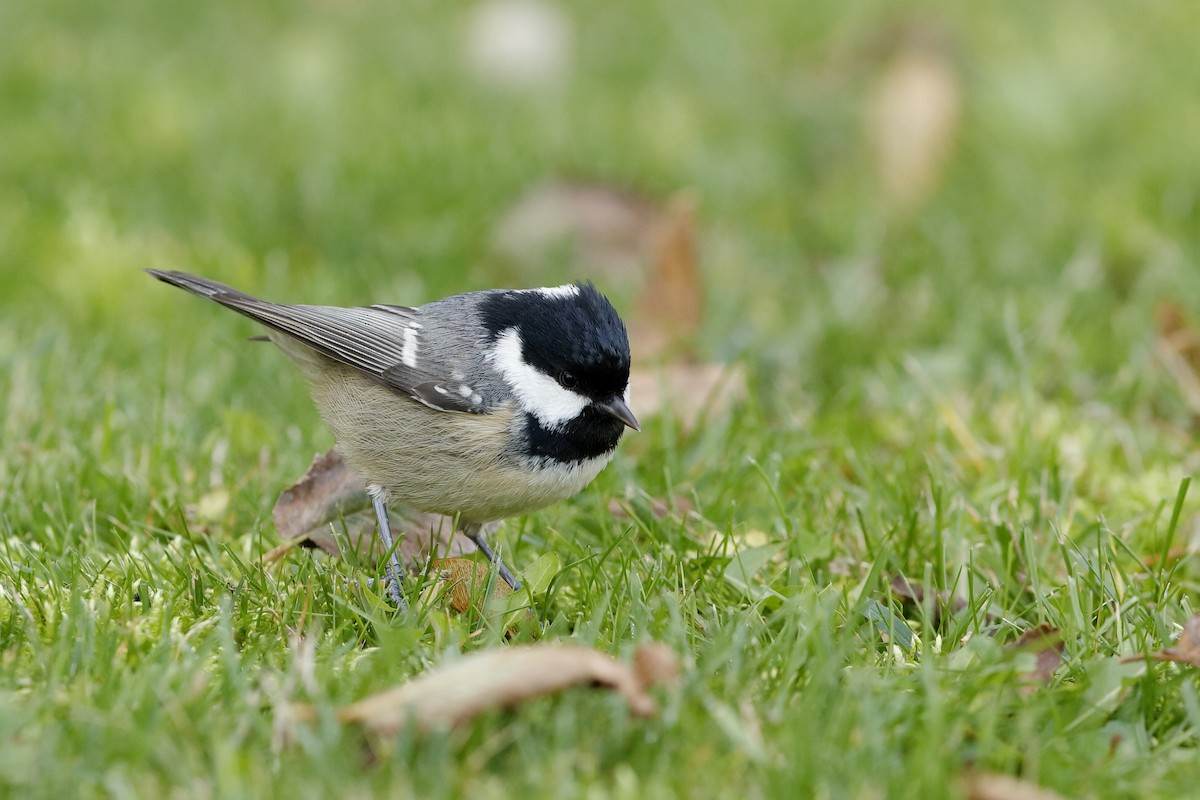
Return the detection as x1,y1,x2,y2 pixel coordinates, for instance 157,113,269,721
868,25,960,213
1009,623,1064,690
273,449,369,547
269,449,479,569
494,180,742,428
491,181,664,279
887,574,966,628
622,189,745,428
627,361,746,432
260,538,306,564
607,493,695,520
295,642,678,734
1142,545,1190,569
1122,612,1200,667
427,557,513,615
1154,614,1200,666
964,772,1066,800
1156,302,1200,370
1154,301,1200,415
493,182,701,358
632,192,703,360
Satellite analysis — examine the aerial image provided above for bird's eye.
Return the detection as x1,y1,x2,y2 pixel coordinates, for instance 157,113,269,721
560,372,579,389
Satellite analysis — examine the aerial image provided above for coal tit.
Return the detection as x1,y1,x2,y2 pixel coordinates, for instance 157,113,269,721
147,270,639,609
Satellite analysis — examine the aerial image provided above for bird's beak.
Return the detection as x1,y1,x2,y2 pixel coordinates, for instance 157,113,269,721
596,396,640,431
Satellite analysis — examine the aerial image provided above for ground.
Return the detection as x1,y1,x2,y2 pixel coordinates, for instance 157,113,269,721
3,1,1200,798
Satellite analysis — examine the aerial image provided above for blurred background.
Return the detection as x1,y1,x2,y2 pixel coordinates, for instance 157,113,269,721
7,6,1200,794
3,0,1200,515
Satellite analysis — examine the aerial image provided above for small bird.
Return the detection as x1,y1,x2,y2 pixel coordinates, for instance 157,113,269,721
147,270,639,609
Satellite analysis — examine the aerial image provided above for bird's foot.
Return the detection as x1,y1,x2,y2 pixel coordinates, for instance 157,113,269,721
370,488,408,611
464,526,523,591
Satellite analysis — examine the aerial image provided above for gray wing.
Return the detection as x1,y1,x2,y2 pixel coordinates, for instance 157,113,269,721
146,269,487,414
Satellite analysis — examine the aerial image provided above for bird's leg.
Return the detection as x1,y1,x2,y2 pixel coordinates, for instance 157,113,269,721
369,486,408,611
463,522,523,591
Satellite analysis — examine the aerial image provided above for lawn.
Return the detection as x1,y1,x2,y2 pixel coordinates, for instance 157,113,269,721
3,1,1200,797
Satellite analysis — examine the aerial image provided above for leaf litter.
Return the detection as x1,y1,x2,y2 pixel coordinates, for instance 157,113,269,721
269,179,741,590
291,642,679,735
264,448,481,570
267,184,719,701
963,772,1066,800
1008,623,1064,692
1120,612,1200,667
424,557,514,615
1154,301,1200,417
887,574,967,629
624,191,746,430
606,493,695,521
493,180,745,430
866,21,961,215
491,181,665,279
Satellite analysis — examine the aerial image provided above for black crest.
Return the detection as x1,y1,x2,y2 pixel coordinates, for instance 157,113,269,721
479,284,631,399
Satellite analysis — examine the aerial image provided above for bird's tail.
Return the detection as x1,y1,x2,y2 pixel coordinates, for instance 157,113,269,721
145,269,261,307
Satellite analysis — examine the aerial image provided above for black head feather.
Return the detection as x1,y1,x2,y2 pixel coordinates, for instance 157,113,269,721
479,283,631,399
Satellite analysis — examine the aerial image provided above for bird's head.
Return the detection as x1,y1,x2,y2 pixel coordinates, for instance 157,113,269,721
482,283,638,457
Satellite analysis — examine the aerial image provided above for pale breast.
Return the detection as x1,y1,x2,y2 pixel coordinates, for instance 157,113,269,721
300,359,612,523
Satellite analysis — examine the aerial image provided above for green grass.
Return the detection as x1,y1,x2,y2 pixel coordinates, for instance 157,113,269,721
4,0,1200,797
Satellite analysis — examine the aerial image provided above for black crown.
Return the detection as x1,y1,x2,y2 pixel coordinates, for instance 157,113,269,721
480,283,631,398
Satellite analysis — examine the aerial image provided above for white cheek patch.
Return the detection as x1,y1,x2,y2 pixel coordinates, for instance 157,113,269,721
489,328,588,428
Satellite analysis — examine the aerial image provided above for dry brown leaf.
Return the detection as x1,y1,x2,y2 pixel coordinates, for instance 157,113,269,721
964,772,1066,800
1128,612,1200,667
269,449,478,569
887,575,965,628
491,181,664,279
868,27,960,213
1009,623,1064,690
607,494,695,520
297,642,678,734
627,361,746,431
273,449,368,549
494,181,742,430
633,192,703,361
492,182,704,359
428,557,513,614
1154,301,1200,415
620,189,745,428
1142,545,1190,570
1156,302,1200,370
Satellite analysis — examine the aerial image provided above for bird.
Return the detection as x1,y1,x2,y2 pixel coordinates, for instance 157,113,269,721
146,269,639,610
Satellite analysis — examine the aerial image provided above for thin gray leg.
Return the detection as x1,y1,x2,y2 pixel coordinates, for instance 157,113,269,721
370,487,408,610
464,523,523,591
